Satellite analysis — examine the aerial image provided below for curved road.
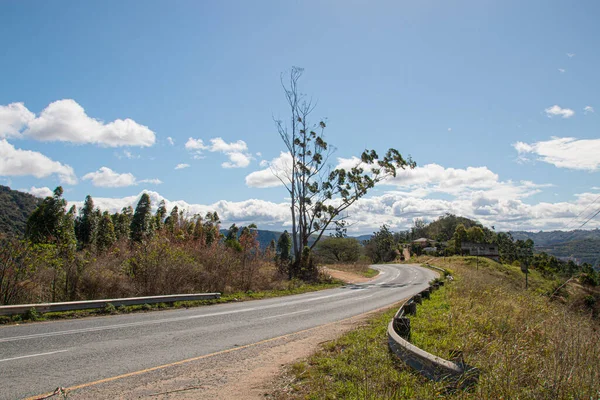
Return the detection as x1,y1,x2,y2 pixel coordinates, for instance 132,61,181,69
0,263,436,399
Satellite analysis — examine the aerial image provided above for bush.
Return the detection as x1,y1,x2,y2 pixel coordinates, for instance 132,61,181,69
584,295,597,308
24,307,41,321
103,303,117,314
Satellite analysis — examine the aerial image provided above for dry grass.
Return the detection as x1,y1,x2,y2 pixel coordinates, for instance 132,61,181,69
278,256,600,399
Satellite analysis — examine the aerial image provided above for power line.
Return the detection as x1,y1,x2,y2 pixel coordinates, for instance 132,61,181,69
578,208,600,229
564,193,600,231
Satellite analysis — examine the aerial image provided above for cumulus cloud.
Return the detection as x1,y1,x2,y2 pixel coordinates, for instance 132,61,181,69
584,106,595,114
69,190,290,228
513,137,600,171
246,152,293,188
175,163,190,170
0,103,35,138
167,137,175,145
544,105,575,119
558,68,566,73
82,167,162,188
0,139,77,184
567,53,575,58
0,100,155,147
21,186,53,198
186,137,252,168
66,187,600,234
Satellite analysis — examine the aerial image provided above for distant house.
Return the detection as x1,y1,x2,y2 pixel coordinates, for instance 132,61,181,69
461,242,499,261
412,238,435,247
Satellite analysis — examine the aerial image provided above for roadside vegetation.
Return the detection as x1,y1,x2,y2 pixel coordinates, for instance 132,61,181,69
276,256,600,399
0,280,340,325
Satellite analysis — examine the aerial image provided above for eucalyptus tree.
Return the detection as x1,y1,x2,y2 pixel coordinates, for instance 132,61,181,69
273,67,415,278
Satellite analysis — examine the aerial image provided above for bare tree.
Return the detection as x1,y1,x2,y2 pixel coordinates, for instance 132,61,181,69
273,67,415,279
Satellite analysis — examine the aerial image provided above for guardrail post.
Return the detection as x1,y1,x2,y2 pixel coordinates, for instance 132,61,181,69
438,281,445,287
421,289,430,299
393,316,411,339
413,294,422,304
404,301,417,316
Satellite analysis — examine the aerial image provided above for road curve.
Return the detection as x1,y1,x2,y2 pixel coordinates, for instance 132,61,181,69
0,263,436,399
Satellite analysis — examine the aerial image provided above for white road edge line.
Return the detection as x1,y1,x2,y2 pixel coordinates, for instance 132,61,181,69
0,349,69,363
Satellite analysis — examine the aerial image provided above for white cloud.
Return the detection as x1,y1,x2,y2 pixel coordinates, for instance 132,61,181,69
21,186,53,198
513,137,600,171
567,53,575,58
175,163,190,170
558,68,566,73
114,150,140,160
0,139,77,184
65,187,600,235
69,190,290,228
186,137,252,168
246,152,293,188
447,128,452,132
584,106,595,114
82,167,162,188
0,100,155,147
544,105,575,119
185,137,208,151
167,137,175,145
0,103,35,138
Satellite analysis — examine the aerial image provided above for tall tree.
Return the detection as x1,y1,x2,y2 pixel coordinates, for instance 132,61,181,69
365,225,397,263
274,67,415,278
75,195,97,248
26,187,68,244
113,206,133,240
203,212,220,246
467,226,485,243
96,211,116,253
453,224,468,254
130,193,153,243
165,206,179,234
154,200,167,230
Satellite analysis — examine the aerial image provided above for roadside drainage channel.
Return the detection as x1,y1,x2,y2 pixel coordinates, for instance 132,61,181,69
387,268,479,390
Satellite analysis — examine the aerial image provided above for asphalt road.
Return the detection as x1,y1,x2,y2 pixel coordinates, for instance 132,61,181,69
0,263,437,399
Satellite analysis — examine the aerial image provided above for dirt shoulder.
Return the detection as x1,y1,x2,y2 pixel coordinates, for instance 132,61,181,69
322,266,379,284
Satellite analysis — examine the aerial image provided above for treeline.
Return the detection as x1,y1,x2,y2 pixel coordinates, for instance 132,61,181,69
360,214,599,285
0,187,294,306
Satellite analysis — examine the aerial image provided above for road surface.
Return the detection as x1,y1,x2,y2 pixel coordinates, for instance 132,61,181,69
0,263,436,399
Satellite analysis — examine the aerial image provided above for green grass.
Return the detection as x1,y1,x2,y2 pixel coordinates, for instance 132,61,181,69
363,268,380,278
277,257,600,399
275,306,446,399
0,281,342,325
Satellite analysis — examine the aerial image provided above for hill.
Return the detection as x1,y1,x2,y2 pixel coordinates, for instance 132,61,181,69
0,186,41,237
511,230,600,266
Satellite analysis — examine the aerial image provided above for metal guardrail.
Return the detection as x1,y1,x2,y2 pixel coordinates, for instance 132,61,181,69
0,293,221,316
387,273,478,389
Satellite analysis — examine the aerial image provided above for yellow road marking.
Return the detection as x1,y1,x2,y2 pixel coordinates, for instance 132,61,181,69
26,301,403,399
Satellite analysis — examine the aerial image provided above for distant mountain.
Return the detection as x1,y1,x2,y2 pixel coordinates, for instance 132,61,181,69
0,186,42,237
511,230,600,266
220,227,370,249
510,230,600,246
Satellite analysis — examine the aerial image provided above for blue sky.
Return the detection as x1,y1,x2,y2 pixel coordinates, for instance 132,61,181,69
1,0,599,233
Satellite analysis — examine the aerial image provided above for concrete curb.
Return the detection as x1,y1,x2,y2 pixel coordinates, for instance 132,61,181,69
0,293,221,316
